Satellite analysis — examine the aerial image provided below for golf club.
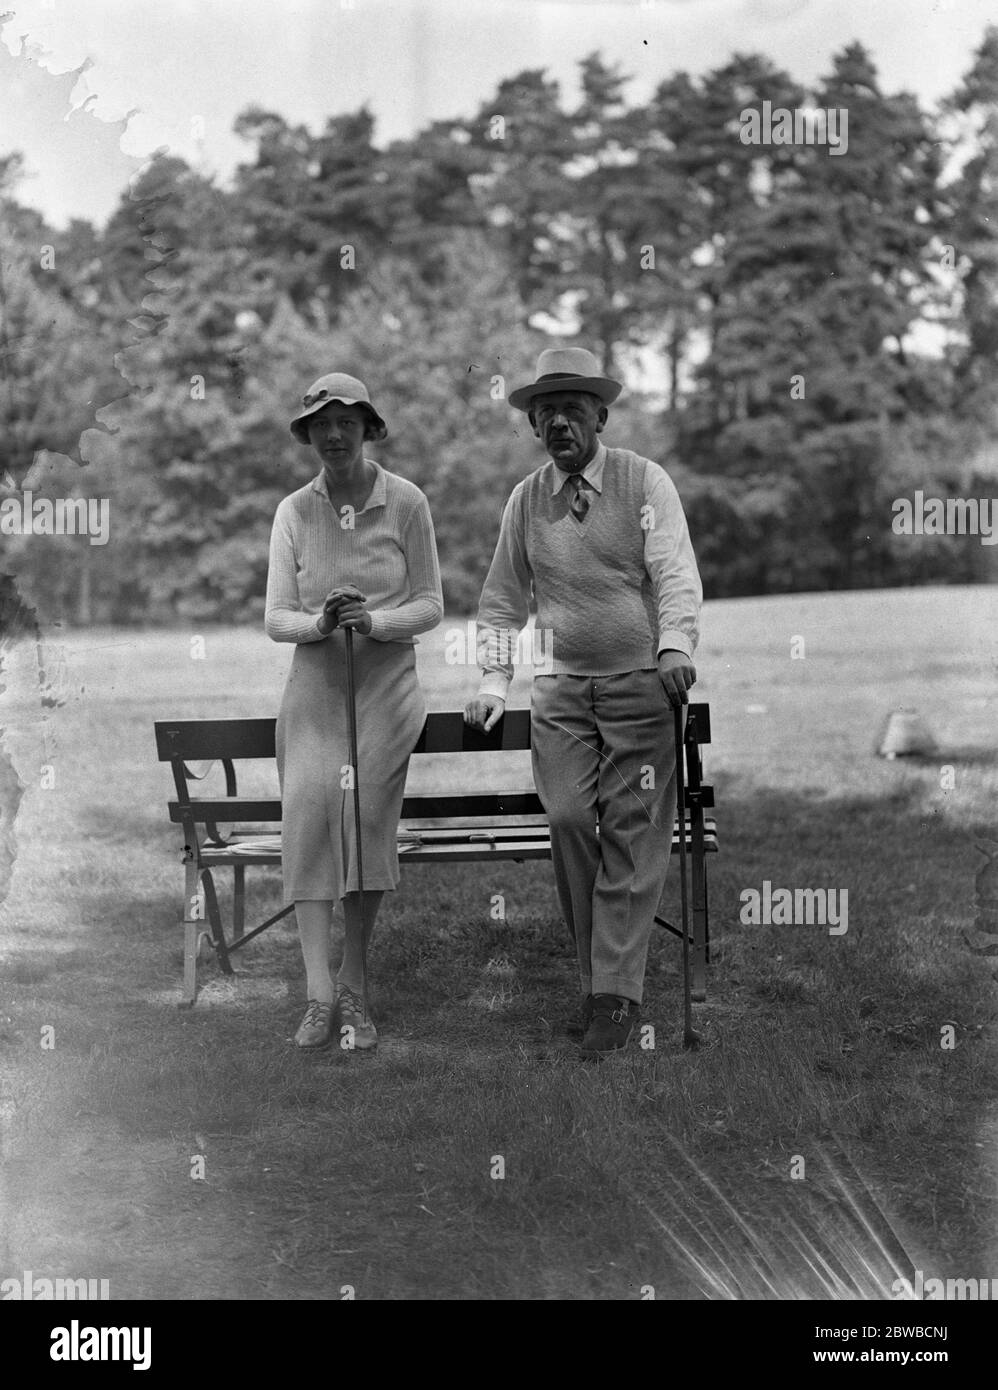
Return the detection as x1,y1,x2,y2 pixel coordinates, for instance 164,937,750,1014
343,625,369,1026
673,700,703,1050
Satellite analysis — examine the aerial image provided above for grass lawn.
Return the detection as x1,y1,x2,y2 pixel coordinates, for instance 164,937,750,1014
1,585,996,1300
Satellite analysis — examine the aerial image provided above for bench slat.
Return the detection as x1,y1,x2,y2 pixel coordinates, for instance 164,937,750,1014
199,840,718,868
171,792,715,824
409,709,533,753
156,702,712,762
194,821,718,864
401,791,544,817
168,793,542,822
156,719,277,761
169,798,282,823
399,843,556,862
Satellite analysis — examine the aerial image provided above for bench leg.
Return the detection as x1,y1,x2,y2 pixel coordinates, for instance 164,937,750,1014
182,862,204,1006
201,871,233,975
233,865,246,941
703,871,711,966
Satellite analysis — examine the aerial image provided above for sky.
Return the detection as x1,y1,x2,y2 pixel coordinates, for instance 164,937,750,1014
0,0,993,228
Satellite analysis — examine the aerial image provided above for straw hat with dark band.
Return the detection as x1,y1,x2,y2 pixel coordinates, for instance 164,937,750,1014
508,347,622,413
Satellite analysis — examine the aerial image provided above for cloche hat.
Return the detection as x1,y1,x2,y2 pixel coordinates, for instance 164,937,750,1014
290,372,388,444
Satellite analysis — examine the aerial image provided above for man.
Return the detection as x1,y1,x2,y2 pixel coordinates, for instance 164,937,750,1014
464,347,702,1058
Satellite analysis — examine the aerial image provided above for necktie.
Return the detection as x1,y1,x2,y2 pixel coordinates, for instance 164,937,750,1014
568,474,590,522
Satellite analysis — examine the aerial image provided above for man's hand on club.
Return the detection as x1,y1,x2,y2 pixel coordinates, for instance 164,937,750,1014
658,649,697,708
318,585,367,636
464,695,506,733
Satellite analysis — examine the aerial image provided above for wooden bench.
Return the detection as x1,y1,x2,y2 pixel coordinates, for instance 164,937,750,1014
154,704,717,1005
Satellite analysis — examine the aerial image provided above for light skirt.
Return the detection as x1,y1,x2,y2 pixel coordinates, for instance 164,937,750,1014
276,632,424,904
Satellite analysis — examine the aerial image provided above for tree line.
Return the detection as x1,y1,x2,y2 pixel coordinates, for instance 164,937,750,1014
1,32,997,625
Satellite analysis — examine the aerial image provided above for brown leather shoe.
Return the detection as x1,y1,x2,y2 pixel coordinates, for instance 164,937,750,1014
294,999,335,1049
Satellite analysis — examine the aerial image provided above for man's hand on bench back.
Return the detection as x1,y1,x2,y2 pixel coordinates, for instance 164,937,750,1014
464,696,506,733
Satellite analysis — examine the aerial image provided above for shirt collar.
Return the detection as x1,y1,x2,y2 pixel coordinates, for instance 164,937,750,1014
551,442,606,495
310,458,386,512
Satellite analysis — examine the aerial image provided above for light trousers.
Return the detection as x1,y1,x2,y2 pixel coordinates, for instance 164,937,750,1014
530,670,677,1004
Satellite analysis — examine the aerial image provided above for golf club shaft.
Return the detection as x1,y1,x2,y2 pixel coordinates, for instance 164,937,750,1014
673,702,694,1043
344,626,368,1021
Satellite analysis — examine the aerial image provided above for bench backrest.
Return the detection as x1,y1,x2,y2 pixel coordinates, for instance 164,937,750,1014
155,718,277,763
155,704,712,826
154,703,711,764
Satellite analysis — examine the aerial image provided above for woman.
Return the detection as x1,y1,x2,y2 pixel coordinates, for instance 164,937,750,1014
266,372,443,1050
